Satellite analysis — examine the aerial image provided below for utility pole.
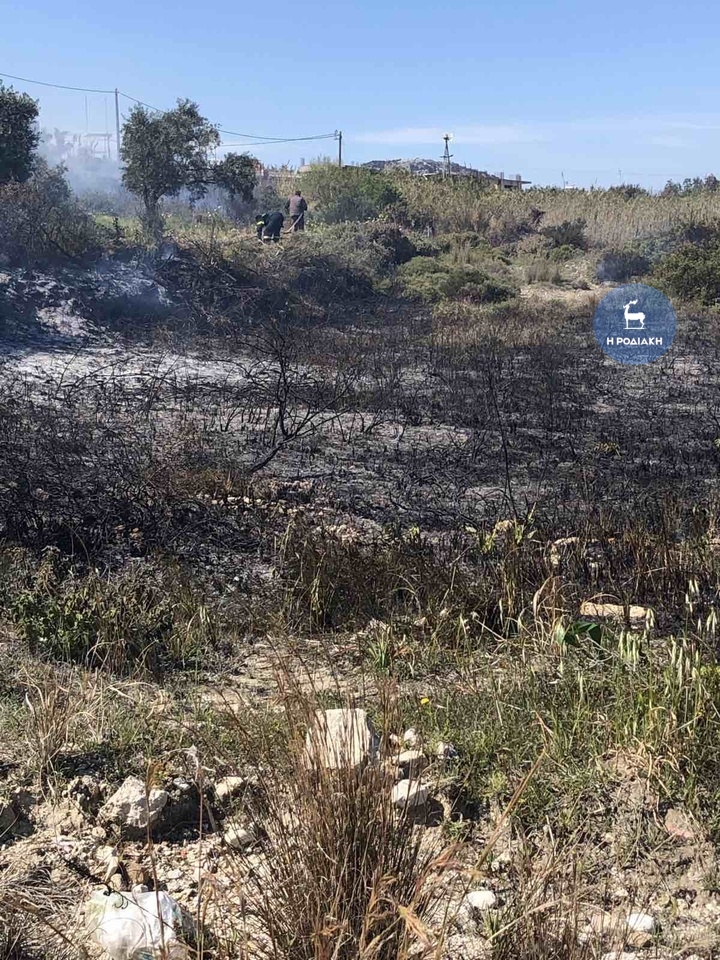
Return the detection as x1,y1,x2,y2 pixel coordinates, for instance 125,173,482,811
442,133,453,178
114,88,121,163
336,129,343,167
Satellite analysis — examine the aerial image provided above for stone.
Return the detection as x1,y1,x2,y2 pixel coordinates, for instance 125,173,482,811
626,912,655,934
600,954,637,960
99,777,168,834
224,822,256,850
463,889,498,913
403,728,419,748
214,777,247,803
664,807,696,841
304,709,376,771
391,779,430,812
395,749,427,779
549,536,581,569
65,775,102,812
579,601,650,626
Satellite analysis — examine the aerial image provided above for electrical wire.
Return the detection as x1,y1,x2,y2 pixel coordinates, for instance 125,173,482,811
1,71,337,146
0,71,114,94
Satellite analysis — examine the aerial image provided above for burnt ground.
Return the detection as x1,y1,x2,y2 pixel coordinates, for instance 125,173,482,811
3,257,720,959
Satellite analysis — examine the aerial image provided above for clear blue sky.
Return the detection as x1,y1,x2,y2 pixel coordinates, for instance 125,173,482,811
2,0,720,188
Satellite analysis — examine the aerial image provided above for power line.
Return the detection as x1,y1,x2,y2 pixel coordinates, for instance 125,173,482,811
220,134,337,146
0,71,114,95
1,71,337,147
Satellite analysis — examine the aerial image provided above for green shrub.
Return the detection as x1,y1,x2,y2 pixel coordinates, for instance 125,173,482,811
540,218,588,250
398,255,516,303
7,554,214,674
654,241,720,304
298,165,400,223
548,244,580,262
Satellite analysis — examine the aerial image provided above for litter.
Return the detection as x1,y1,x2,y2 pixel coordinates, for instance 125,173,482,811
86,887,188,960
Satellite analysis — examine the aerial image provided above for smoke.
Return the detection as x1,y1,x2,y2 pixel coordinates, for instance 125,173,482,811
38,127,126,201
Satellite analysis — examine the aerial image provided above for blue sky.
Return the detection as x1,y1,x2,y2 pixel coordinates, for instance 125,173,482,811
2,0,720,187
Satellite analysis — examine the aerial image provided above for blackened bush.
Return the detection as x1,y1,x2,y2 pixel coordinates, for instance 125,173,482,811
0,162,106,265
596,248,651,282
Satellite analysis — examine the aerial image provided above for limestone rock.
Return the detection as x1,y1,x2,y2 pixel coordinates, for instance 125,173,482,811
664,807,696,841
214,776,248,803
304,709,376,771
403,728,419,748
391,779,430,812
626,912,655,933
463,889,498,913
224,822,256,850
99,777,168,834
395,749,427,779
579,601,651,626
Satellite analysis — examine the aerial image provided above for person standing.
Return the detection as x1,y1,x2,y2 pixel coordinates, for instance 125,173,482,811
286,190,308,231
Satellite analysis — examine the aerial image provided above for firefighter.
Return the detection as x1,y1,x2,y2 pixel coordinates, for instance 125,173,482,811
255,211,285,243
285,190,308,231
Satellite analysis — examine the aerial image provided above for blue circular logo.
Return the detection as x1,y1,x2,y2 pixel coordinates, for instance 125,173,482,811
594,283,676,365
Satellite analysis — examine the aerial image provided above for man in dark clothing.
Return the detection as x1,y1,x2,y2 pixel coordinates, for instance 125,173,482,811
256,211,284,243
285,190,308,231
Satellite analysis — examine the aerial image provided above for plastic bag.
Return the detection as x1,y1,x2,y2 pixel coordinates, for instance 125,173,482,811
86,888,188,959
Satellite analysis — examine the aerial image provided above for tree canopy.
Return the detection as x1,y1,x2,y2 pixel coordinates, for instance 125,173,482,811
120,99,257,235
0,83,40,185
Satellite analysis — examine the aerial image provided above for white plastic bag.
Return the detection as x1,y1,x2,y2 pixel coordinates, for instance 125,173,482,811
86,888,188,959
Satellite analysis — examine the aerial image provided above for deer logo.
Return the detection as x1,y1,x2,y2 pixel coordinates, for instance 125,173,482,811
624,300,646,330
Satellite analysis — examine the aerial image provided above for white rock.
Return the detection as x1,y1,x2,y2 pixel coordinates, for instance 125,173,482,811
403,728,419,748
579,601,651,625
224,822,256,850
464,889,498,912
626,912,655,933
214,777,247,803
391,779,430,811
395,749,427,779
98,777,168,832
601,953,637,960
304,709,376,771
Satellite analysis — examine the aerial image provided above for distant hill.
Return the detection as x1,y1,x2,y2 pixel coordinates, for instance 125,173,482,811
361,158,494,179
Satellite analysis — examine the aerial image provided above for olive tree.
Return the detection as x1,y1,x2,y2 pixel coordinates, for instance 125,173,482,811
120,99,257,236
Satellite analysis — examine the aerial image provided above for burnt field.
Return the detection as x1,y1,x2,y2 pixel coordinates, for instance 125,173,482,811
2,263,719,638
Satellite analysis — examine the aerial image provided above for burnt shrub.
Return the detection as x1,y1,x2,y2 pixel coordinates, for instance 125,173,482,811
0,162,106,265
596,248,651,282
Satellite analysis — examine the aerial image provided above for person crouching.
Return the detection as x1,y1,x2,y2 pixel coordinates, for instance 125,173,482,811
256,211,284,243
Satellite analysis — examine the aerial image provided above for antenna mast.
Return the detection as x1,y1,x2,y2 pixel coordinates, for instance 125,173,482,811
442,133,453,178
